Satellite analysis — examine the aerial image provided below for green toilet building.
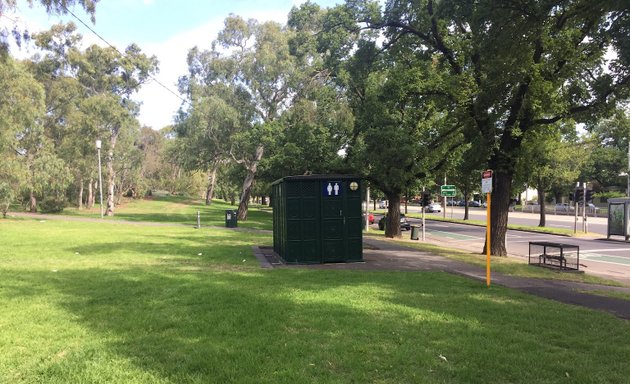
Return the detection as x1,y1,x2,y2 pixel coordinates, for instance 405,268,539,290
272,175,363,264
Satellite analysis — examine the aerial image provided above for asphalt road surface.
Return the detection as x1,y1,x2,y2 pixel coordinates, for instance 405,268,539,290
376,206,630,284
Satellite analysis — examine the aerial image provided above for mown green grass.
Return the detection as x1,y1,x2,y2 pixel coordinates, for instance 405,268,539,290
1,207,629,383
63,195,273,231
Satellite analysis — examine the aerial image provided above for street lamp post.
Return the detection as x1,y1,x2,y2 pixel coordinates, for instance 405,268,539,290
96,140,104,218
626,140,630,197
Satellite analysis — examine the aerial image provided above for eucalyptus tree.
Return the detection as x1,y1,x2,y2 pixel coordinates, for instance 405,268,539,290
1,0,98,54
182,15,298,220
73,43,157,215
0,57,44,215
330,0,630,253
28,23,92,208
174,74,249,205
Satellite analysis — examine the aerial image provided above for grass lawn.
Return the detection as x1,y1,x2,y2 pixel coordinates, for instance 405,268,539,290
1,199,629,383
62,195,273,231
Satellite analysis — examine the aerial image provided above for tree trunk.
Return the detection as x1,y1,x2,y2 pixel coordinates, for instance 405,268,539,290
78,178,84,210
29,190,37,213
237,144,264,220
87,178,94,209
538,186,546,227
105,135,117,216
205,165,218,205
463,190,470,220
483,170,511,256
385,194,402,238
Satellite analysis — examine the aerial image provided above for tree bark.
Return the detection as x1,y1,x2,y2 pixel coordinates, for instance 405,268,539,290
105,134,118,216
483,170,511,256
463,190,470,220
385,194,402,238
205,165,218,205
78,178,84,210
87,178,94,209
29,190,37,213
237,144,264,220
537,186,546,227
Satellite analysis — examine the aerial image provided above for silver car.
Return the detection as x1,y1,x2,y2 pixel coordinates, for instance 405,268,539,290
425,203,442,213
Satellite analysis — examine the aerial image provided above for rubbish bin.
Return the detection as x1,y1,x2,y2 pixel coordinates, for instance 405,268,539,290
225,209,238,228
410,225,420,240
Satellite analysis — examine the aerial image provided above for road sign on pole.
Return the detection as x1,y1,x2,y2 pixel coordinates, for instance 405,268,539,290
481,170,493,193
482,169,493,287
440,185,456,197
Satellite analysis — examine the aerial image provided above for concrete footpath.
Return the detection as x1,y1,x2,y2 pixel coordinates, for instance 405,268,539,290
254,237,630,320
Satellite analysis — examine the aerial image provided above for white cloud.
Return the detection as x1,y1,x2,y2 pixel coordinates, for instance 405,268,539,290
135,18,225,129
135,8,290,130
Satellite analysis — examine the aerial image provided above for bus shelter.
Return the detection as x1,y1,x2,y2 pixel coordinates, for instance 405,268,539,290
607,198,630,241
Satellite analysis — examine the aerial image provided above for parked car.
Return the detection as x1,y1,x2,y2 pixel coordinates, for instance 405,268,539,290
425,203,442,213
468,200,482,207
378,213,411,231
378,200,387,209
578,202,599,211
555,203,571,211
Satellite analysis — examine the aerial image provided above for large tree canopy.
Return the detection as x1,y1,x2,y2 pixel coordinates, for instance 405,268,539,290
311,0,630,252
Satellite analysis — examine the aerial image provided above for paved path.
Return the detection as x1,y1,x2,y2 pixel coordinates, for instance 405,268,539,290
254,237,630,320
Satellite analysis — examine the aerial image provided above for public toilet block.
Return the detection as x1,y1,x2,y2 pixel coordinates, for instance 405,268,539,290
272,175,363,263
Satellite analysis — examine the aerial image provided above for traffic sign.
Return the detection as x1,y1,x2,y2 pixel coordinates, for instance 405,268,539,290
481,170,493,193
440,184,456,197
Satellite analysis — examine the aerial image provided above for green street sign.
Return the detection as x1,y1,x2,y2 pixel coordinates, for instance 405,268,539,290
440,184,456,197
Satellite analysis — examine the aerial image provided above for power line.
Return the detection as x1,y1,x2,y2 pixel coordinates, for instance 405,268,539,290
60,5,189,106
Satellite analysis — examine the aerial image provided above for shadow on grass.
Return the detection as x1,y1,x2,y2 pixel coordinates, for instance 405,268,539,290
3,267,629,383
66,232,267,266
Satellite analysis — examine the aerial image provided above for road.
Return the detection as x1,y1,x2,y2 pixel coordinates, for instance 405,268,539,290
405,205,609,235
374,206,630,285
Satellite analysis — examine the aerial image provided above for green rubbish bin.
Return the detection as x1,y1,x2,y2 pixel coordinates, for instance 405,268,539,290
225,209,238,228
410,225,420,240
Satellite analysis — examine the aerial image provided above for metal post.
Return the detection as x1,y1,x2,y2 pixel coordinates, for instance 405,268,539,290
574,183,578,234
197,210,201,229
486,192,491,287
443,176,447,219
583,182,587,233
365,186,370,231
96,140,103,219
422,186,426,241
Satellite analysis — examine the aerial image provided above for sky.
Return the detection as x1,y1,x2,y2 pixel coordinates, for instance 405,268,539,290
7,0,341,130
